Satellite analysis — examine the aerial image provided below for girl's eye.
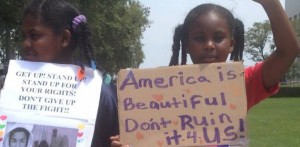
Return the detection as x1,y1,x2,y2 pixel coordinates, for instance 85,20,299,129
214,31,226,43
30,33,41,40
214,35,224,43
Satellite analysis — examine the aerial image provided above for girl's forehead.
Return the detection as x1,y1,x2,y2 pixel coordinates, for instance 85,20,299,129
191,13,229,28
197,11,228,21
23,15,40,26
22,15,47,31
201,12,223,22
187,13,232,36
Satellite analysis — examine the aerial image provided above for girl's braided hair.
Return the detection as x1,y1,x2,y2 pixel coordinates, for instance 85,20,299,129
169,3,245,66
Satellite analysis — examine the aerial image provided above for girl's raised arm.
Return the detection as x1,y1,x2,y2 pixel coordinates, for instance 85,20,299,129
255,0,300,88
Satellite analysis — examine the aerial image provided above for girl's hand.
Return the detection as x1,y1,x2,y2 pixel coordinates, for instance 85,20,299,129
110,135,130,147
252,0,279,5
252,0,275,2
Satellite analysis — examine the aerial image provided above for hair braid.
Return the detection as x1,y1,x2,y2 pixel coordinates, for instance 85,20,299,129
77,23,86,69
230,18,245,61
169,24,183,66
76,22,111,82
181,37,187,65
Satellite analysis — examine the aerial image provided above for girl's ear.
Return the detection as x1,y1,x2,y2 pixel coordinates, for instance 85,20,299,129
229,39,235,53
62,30,71,48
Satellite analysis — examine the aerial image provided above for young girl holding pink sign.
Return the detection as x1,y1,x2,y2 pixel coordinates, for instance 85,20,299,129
111,0,300,146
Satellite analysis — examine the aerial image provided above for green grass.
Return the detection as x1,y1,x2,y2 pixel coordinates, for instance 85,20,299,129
280,83,300,87
247,97,300,147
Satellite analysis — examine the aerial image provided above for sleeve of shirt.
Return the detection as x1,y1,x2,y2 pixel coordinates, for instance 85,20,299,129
245,62,279,110
91,82,119,147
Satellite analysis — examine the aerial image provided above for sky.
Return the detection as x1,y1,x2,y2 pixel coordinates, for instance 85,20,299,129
138,0,285,68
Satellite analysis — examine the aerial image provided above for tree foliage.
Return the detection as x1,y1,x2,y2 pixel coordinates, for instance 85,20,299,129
0,0,150,74
245,19,300,82
244,20,273,62
0,0,26,63
72,0,150,74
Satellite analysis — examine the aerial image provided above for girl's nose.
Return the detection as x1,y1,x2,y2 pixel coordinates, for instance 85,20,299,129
205,40,215,51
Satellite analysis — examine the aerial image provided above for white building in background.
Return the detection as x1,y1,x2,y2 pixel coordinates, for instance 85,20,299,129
285,0,300,20
285,0,300,82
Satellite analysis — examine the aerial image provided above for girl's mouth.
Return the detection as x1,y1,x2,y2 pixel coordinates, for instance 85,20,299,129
23,52,36,61
201,56,217,63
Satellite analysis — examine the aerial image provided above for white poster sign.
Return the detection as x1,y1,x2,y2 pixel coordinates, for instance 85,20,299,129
0,60,102,147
